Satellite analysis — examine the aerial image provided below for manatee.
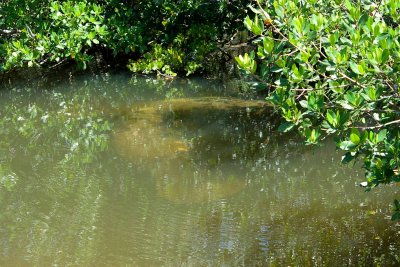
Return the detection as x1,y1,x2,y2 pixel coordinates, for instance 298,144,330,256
112,97,268,203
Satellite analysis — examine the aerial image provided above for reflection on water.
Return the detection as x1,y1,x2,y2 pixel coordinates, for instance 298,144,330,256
0,73,399,266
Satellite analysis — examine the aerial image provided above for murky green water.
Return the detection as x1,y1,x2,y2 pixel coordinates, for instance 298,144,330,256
0,73,399,266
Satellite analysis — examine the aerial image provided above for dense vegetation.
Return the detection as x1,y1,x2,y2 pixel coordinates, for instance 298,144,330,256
236,0,400,219
0,0,250,76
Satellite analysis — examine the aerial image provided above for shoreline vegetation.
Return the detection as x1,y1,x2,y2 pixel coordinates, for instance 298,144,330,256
0,0,253,79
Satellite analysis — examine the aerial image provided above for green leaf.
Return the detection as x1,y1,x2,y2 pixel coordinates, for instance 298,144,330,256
339,140,357,150
275,6,284,19
341,152,355,164
299,100,308,109
326,110,336,126
345,0,353,11
377,129,387,142
263,37,274,54
391,212,400,221
350,131,360,145
349,61,364,75
244,16,253,31
340,101,355,110
358,13,369,26
251,16,263,35
278,121,295,133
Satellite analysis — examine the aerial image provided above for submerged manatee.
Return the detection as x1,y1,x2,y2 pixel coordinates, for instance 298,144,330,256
113,119,190,161
112,97,269,203
156,172,246,204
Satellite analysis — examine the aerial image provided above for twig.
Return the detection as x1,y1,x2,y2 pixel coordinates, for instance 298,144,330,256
339,71,366,88
49,58,68,69
354,119,400,130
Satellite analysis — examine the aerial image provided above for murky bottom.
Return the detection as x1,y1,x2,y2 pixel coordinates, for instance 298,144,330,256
0,73,399,266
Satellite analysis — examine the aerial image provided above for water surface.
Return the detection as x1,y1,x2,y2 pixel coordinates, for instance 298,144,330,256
0,73,399,266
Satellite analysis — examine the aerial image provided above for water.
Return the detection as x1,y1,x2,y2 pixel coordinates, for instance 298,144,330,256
0,72,399,266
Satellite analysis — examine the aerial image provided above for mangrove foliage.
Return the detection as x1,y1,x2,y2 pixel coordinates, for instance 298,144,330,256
236,0,400,219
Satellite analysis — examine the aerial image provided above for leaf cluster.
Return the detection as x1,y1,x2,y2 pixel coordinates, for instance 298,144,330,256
0,0,250,75
236,0,400,217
